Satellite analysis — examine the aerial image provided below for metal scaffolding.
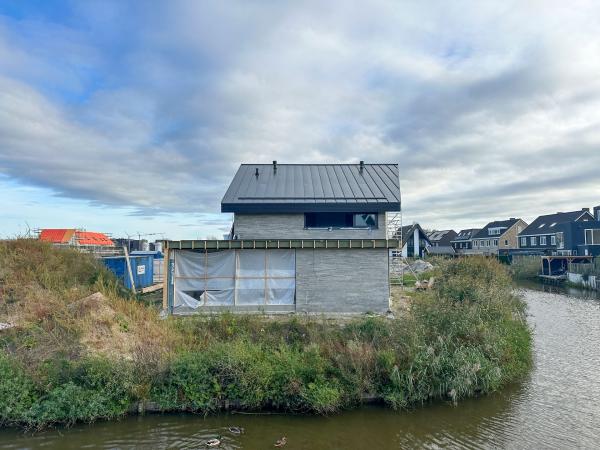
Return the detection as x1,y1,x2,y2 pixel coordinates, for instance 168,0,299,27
386,178,419,288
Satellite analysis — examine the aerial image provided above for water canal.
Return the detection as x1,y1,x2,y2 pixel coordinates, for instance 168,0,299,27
1,284,599,449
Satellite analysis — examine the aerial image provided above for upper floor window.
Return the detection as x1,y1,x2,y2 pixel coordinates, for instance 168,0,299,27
556,232,564,249
531,237,537,246
304,212,378,229
492,239,498,246
520,237,527,247
550,235,556,245
585,229,600,245
540,236,547,246
353,213,378,228
489,227,504,235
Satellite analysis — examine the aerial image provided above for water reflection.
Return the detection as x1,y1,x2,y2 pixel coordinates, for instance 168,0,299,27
2,285,599,449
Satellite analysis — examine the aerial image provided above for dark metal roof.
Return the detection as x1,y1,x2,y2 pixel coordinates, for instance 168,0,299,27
398,223,431,247
473,218,521,239
425,245,455,255
519,210,594,236
451,228,480,242
427,229,457,244
221,163,401,213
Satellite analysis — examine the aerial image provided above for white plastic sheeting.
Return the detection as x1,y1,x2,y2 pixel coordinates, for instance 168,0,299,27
173,249,295,311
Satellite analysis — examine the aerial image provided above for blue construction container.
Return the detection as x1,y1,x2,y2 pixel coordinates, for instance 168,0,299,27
130,251,163,283
102,255,154,290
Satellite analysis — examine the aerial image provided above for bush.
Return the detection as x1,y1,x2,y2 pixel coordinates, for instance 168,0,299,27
0,355,37,426
152,341,341,414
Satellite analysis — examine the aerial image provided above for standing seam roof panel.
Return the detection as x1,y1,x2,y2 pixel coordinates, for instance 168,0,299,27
361,166,386,202
368,165,398,204
354,165,377,202
310,165,324,200
326,165,345,198
343,164,368,203
221,164,401,212
333,165,354,203
378,164,401,202
317,165,334,199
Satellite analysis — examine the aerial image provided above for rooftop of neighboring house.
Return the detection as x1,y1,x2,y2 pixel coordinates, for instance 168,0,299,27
76,232,114,246
39,228,75,244
427,229,457,243
425,245,455,255
399,223,431,246
451,228,481,242
519,209,595,236
221,162,401,213
38,229,114,246
474,218,521,239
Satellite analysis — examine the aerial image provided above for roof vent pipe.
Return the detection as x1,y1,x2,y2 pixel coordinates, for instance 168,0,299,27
359,160,364,173
255,168,259,177
273,160,277,172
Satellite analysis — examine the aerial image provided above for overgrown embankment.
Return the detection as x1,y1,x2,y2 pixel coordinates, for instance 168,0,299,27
0,240,532,428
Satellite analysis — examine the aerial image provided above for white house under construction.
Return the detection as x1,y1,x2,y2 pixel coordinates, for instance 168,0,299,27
162,162,401,314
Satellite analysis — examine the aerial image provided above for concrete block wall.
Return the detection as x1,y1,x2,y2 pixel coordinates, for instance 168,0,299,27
295,248,390,314
234,213,387,240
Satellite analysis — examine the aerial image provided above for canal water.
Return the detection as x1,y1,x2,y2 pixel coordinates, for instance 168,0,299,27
1,284,599,449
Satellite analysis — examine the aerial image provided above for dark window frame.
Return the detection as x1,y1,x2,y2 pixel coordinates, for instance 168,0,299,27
304,212,378,229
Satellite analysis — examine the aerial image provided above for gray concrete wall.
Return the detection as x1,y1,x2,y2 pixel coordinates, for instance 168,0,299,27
234,213,387,240
295,248,390,314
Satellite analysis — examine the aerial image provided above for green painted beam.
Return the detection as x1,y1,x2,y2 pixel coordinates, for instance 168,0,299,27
163,238,400,250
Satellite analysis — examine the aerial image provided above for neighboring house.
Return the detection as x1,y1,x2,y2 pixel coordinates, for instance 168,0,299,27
427,229,458,247
164,162,401,315
451,229,480,254
39,228,77,245
518,208,600,256
39,229,114,247
398,224,431,258
594,205,600,221
426,229,457,256
472,218,527,256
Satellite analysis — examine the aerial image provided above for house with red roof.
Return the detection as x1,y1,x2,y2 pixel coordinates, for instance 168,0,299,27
39,229,114,247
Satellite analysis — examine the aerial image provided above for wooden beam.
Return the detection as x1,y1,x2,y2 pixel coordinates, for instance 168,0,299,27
123,245,136,293
162,247,170,310
162,238,401,250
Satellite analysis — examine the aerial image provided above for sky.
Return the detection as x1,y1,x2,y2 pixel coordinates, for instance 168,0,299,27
1,0,600,240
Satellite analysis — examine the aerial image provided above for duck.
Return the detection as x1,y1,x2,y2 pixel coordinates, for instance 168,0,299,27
274,436,287,447
206,437,221,447
228,426,245,435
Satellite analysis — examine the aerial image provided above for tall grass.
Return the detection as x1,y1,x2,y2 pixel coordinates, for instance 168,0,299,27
510,255,541,280
0,241,532,428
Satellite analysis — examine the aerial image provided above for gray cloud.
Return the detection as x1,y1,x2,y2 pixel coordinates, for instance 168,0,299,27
0,0,599,231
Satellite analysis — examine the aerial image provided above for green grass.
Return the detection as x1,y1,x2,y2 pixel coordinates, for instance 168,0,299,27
390,269,436,287
0,240,533,428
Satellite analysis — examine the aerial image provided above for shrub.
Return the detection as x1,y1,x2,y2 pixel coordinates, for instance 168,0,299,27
0,354,37,426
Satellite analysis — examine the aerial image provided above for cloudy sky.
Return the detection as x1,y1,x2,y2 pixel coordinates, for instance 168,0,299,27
1,0,600,240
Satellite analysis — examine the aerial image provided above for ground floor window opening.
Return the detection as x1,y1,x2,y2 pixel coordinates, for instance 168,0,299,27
173,249,295,311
